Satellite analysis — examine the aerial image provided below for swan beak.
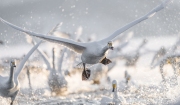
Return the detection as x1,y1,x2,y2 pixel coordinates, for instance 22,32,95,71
12,62,16,67
112,84,116,92
110,47,114,50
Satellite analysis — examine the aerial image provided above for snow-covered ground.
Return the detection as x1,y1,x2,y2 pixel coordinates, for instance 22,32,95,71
0,36,180,104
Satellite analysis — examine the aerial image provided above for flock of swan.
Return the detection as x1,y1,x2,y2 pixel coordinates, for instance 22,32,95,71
0,0,179,104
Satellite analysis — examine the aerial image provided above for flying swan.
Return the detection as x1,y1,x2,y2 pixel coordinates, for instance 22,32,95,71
0,0,172,80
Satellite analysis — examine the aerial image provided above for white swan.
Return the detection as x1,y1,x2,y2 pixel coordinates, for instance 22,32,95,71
0,0,171,80
31,40,67,95
125,70,131,85
0,41,42,105
100,80,126,105
108,39,147,70
150,47,167,66
122,39,147,67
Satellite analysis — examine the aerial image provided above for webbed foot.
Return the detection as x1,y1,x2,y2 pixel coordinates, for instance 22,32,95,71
82,69,91,80
100,57,112,65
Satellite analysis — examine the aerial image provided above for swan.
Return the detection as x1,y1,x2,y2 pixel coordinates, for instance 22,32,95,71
125,70,131,85
151,53,180,81
150,37,180,68
31,40,67,95
0,0,172,80
0,41,42,105
68,34,131,83
108,39,147,70
100,80,126,105
90,38,131,84
121,39,147,67
151,38,180,68
150,47,167,66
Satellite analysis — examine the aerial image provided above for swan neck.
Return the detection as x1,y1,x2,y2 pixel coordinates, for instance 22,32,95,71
102,46,109,54
113,88,118,98
8,66,15,85
52,48,55,70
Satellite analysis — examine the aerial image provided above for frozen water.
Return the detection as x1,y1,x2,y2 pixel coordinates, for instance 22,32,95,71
0,0,179,104
0,36,180,104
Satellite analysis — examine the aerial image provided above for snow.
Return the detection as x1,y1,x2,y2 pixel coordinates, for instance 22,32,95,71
0,36,180,104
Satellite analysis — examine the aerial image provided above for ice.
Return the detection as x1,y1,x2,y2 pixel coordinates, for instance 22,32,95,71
0,36,179,104
0,0,179,103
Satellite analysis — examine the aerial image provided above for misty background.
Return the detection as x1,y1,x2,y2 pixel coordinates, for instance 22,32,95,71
0,0,179,45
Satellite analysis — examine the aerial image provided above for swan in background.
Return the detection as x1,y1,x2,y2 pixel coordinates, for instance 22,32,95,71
0,0,171,80
151,53,180,81
150,38,180,80
151,38,180,69
120,39,148,68
150,47,167,66
31,40,67,96
125,70,131,85
108,39,147,77
100,80,126,105
0,41,42,105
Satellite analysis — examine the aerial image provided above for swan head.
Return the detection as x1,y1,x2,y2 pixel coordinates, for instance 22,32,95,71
112,80,117,92
108,41,113,50
10,60,16,67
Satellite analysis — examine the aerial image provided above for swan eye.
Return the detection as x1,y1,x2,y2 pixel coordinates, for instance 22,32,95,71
10,60,16,66
12,62,15,66
108,42,112,46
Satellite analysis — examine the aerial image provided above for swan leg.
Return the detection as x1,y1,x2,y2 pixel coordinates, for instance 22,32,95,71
10,90,19,105
82,63,91,80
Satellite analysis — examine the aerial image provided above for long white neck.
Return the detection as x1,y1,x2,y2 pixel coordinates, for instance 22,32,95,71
101,46,109,55
113,88,118,99
113,88,120,105
8,66,15,88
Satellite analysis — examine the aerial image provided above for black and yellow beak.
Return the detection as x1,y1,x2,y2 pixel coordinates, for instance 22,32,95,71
11,62,16,67
167,59,171,64
108,42,114,50
112,84,116,92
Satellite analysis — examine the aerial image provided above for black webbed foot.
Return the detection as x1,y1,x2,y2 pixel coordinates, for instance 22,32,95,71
82,69,91,80
100,57,112,65
10,102,13,105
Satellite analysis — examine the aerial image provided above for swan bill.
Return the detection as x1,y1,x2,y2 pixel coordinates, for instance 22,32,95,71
10,60,16,67
112,84,116,92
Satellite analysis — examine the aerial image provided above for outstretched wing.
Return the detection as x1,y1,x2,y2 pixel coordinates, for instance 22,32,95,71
0,18,87,53
14,41,42,80
99,0,172,44
32,40,52,71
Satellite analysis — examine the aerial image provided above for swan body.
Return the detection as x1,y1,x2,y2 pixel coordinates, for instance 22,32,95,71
32,41,67,95
0,41,41,104
0,0,172,80
100,80,126,105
